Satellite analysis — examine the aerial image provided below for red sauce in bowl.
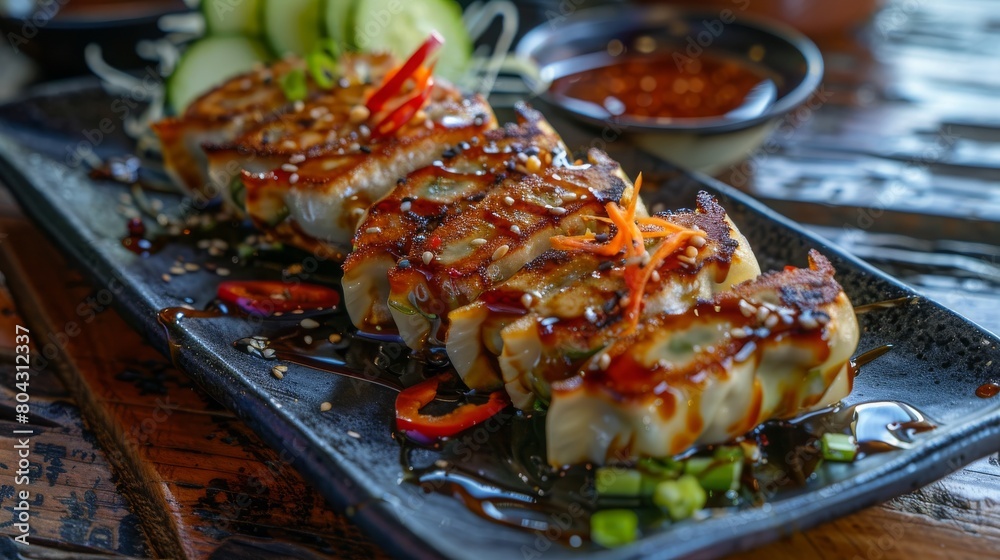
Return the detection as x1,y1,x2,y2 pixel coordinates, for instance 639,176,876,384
549,52,777,122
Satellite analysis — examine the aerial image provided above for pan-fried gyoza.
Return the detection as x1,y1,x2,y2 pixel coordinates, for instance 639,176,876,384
151,37,860,472
448,191,761,405
385,147,641,351
342,104,567,334
546,251,859,466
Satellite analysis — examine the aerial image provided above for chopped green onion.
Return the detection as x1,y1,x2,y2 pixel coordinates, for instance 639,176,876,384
590,509,638,548
684,456,743,492
319,37,341,59
713,445,744,461
637,457,683,480
682,457,714,478
698,460,742,492
280,68,308,101
237,243,255,261
596,468,644,497
821,433,858,462
653,475,706,521
307,50,338,89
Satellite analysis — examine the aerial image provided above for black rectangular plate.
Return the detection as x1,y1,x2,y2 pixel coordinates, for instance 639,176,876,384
1,78,999,559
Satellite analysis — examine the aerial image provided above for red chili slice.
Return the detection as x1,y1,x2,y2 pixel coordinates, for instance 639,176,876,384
395,373,510,440
371,71,435,139
217,281,340,316
366,32,443,114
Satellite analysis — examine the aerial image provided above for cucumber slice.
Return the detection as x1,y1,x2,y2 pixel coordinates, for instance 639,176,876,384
167,35,271,112
352,0,471,82
322,0,355,51
202,0,261,35
261,0,322,56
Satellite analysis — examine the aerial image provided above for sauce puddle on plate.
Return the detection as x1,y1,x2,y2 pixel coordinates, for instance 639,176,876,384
160,280,939,547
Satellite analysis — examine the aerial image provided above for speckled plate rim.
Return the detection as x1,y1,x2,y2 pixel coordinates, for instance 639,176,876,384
0,79,999,560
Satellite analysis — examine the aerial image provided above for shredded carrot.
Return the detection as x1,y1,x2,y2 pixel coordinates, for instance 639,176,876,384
548,173,702,334
620,230,696,334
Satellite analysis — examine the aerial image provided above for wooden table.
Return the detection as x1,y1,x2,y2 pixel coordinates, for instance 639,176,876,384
1,0,998,558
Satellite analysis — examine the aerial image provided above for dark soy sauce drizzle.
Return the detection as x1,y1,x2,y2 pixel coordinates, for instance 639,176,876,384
976,383,1000,399
850,344,893,377
854,296,918,314
156,263,937,545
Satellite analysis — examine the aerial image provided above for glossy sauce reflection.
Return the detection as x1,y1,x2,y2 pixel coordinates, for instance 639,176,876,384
549,52,777,121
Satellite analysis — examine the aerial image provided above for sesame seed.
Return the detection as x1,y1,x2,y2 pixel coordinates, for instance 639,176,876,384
510,225,521,235
690,235,707,248
293,101,305,112
301,318,320,329
281,163,299,172
366,227,382,234
492,244,510,261
580,194,589,200
516,152,528,163
400,200,412,212
552,173,562,181
289,153,306,163
289,173,299,184
328,334,342,343
765,314,780,329
548,206,567,215
291,309,305,314
598,353,612,370
651,270,661,283
184,263,200,272
504,196,515,206
526,155,542,173
169,266,186,275
216,268,231,276
470,238,488,247
756,307,771,322
422,251,434,265
561,192,578,202
584,307,598,323
677,255,696,265
799,314,819,330
730,327,749,339
685,246,698,258
347,430,361,439
521,293,533,308
303,335,313,345
197,239,211,249
161,273,171,282
739,300,756,318
320,401,332,412
349,104,370,124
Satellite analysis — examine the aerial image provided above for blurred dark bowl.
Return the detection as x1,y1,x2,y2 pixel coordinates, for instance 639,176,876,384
0,0,190,78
